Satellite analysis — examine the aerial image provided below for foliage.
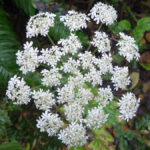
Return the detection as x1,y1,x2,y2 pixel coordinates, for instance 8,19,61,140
0,8,20,87
0,0,150,149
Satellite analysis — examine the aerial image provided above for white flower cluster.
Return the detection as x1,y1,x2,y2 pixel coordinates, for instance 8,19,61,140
95,86,113,106
118,93,140,121
58,33,82,55
6,75,31,105
41,68,62,87
86,106,109,129
89,2,117,25
26,12,56,38
16,41,39,74
39,46,62,67
58,122,88,147
111,66,131,90
60,10,90,32
91,31,111,53
37,111,64,136
6,2,141,148
117,32,140,62
32,89,55,110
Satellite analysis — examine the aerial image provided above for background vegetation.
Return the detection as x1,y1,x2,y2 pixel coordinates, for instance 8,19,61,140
0,0,150,149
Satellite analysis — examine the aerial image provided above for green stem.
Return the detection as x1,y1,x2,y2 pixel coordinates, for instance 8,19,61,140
97,23,103,31
47,34,55,46
87,24,102,51
93,48,98,54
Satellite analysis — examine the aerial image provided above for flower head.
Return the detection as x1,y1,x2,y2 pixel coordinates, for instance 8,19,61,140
60,10,90,32
6,75,31,105
41,68,62,87
16,41,39,74
32,89,55,111
58,122,88,147
58,33,82,55
26,12,56,38
111,66,131,90
118,93,140,121
117,32,140,62
91,31,111,53
89,2,117,25
37,111,64,136
86,106,108,129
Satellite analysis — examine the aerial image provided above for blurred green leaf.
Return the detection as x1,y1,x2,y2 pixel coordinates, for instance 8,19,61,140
129,72,139,90
0,141,22,150
49,16,70,41
109,20,131,34
140,63,150,71
0,8,20,86
88,128,115,150
70,146,85,150
14,0,36,16
104,101,119,125
75,32,89,46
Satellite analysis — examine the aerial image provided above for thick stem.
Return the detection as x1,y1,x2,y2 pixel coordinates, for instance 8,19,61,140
47,34,55,46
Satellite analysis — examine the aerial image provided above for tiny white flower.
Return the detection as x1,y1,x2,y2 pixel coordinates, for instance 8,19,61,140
16,41,39,74
41,68,62,87
84,67,102,86
39,46,62,67
36,110,64,136
89,2,117,25
58,122,88,147
32,89,55,111
91,31,111,53
58,33,82,55
117,32,140,62
64,102,84,122
57,83,75,104
6,75,31,105
111,66,131,90
94,53,113,74
26,12,56,38
86,106,108,129
118,92,140,121
60,10,90,32
95,86,113,106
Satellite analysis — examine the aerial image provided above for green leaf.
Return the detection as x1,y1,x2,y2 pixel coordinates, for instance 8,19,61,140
75,32,89,46
88,128,115,150
14,0,36,16
112,54,124,65
0,8,20,86
70,146,85,150
104,101,119,125
109,20,131,34
140,63,150,71
0,141,22,150
132,17,150,50
49,16,70,41
129,72,139,90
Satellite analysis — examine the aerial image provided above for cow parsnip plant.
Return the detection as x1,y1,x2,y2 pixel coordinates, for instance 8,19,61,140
6,2,141,148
